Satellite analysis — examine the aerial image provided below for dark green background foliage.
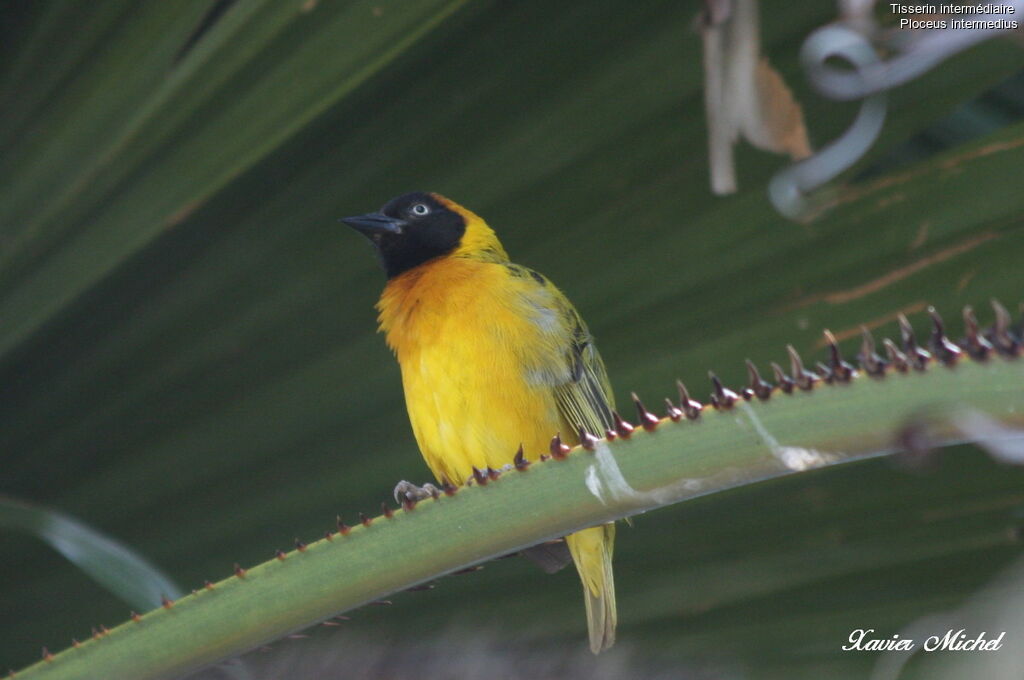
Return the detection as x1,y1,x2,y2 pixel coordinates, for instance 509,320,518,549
2,2,1023,677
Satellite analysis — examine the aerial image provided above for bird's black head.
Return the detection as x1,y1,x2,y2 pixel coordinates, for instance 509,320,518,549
342,192,467,279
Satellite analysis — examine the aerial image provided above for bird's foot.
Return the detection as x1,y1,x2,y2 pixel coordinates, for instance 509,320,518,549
393,480,441,504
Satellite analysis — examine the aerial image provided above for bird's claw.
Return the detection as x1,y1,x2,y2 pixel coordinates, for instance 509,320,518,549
393,480,440,504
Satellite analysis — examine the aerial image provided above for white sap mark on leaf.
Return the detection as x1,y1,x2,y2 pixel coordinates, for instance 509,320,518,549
583,443,637,506
777,447,832,471
594,441,639,502
953,410,1024,465
584,441,703,507
737,401,835,471
584,465,606,505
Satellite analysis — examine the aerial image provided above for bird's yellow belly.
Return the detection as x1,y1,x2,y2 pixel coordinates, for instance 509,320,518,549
397,318,561,486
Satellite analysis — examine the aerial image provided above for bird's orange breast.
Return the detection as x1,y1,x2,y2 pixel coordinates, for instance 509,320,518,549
377,256,563,485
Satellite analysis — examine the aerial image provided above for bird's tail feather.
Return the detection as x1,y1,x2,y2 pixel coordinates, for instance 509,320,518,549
566,523,617,654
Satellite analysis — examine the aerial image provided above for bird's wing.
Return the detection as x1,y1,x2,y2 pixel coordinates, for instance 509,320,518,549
555,303,615,436
513,266,615,438
513,265,617,575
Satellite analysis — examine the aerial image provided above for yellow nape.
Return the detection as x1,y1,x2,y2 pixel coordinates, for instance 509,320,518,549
431,193,509,261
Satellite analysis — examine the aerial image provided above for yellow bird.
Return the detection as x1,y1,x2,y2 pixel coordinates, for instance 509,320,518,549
344,192,617,653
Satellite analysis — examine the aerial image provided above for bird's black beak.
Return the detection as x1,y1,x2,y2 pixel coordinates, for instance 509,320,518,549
341,212,405,238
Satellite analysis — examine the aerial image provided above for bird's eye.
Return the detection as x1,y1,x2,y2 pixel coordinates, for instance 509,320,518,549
410,203,430,217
